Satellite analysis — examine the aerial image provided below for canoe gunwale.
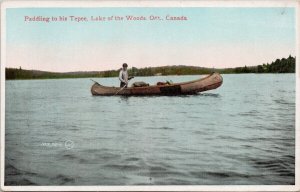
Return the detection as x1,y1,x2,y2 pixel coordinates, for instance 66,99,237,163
94,72,217,90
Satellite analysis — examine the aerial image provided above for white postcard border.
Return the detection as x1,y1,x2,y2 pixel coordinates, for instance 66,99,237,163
1,0,299,191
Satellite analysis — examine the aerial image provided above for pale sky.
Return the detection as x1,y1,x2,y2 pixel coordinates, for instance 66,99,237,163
6,7,296,72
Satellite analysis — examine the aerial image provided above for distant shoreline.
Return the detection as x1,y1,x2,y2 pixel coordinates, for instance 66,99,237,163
5,56,295,80
4,72,296,81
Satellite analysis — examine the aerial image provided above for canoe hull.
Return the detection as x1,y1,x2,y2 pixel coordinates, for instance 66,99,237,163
91,72,223,96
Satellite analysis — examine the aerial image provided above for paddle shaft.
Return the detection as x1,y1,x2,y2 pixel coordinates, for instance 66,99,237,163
114,84,128,95
115,78,133,95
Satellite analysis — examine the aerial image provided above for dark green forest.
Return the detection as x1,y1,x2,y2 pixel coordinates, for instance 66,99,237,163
233,55,295,73
5,55,295,80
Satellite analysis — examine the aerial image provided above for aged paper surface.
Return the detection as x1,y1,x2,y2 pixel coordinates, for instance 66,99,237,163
1,0,299,191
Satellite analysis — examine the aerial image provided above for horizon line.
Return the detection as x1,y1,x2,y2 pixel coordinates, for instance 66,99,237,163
5,64,258,73
6,55,296,73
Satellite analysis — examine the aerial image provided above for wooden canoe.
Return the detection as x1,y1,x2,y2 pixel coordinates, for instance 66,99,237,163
91,72,223,96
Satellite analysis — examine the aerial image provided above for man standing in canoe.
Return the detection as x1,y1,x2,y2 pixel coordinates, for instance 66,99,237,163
119,63,133,88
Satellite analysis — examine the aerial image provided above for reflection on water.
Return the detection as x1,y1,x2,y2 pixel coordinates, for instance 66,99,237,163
5,74,295,185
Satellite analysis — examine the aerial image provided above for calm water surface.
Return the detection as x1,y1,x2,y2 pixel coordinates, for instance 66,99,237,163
5,74,295,185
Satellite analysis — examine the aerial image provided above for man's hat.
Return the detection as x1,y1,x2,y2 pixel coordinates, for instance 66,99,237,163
122,63,128,67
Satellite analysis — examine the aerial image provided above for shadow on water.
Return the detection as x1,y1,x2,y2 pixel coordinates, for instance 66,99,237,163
198,93,220,98
92,93,221,98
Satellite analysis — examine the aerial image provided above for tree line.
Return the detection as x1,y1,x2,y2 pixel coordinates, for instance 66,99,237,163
5,55,296,80
232,55,295,73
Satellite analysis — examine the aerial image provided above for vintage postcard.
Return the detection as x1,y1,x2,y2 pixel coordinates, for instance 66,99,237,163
0,0,299,191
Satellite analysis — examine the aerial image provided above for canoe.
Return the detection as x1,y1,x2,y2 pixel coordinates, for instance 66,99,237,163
91,72,223,96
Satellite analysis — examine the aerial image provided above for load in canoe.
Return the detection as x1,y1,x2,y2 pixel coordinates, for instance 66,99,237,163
91,72,223,96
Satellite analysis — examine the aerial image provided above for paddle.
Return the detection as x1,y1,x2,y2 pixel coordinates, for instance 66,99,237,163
114,77,134,96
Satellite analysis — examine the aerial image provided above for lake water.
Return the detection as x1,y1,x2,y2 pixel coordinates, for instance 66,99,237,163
5,74,295,185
